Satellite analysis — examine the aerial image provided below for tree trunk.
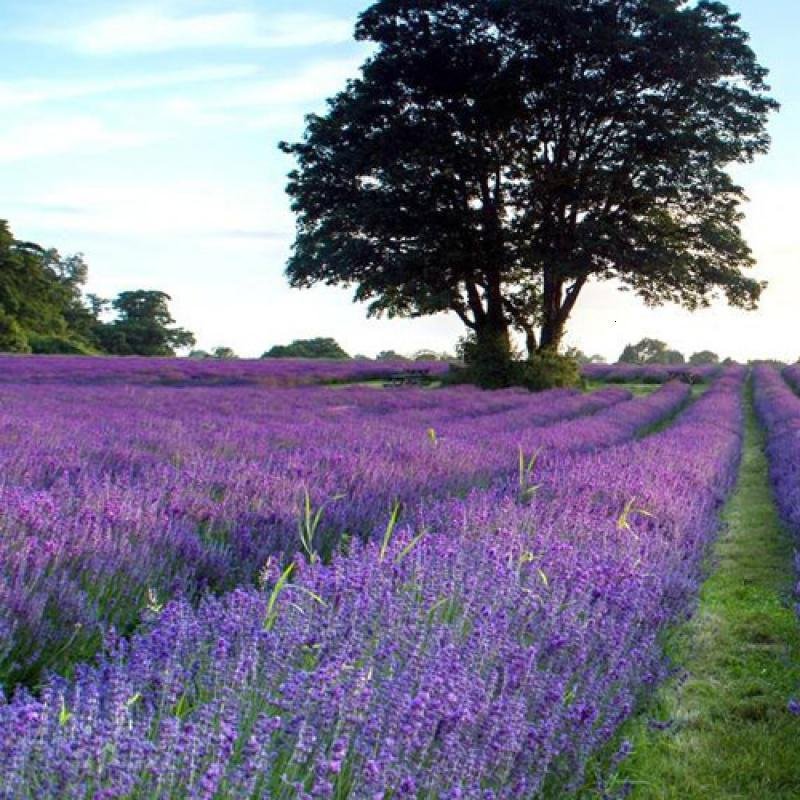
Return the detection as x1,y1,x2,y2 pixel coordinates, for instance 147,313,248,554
524,327,537,361
539,273,587,352
469,272,514,387
472,316,513,388
539,317,566,351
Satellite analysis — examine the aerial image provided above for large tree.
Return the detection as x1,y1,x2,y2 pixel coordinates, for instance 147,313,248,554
98,290,196,356
281,0,776,384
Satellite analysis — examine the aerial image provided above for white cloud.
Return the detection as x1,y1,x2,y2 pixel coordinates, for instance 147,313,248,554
160,57,363,130
0,117,161,163
0,65,262,109
0,55,364,163
22,181,293,239
223,58,361,107
24,9,352,54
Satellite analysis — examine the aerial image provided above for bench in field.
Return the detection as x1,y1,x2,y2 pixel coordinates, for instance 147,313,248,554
384,369,432,387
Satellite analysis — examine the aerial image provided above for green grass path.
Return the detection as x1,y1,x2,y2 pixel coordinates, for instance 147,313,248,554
618,385,800,799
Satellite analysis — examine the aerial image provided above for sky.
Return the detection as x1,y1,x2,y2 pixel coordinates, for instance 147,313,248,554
1,0,799,361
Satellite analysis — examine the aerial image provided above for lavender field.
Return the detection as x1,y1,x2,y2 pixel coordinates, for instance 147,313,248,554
9,0,800,792
5,356,794,799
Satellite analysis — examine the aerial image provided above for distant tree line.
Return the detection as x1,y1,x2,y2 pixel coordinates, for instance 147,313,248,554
259,338,454,361
189,346,240,359
618,338,722,366
262,337,350,360
0,220,195,356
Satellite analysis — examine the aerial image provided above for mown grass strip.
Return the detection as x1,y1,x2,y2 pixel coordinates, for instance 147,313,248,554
613,383,800,799
585,380,659,396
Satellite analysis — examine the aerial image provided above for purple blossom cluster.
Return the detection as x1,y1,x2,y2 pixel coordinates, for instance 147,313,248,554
583,363,720,384
0,367,745,798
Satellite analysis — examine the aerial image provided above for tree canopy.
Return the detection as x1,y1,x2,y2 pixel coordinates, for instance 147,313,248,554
619,338,685,365
689,349,720,365
565,347,606,366
376,349,408,361
0,219,195,356
282,0,776,386
0,220,94,353
95,291,196,357
262,337,351,359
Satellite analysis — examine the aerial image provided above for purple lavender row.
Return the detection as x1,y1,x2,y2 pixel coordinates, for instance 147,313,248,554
0,381,697,690
753,366,800,534
782,362,800,400
747,367,800,718
751,367,800,624
0,355,452,387
513,380,690,454
583,363,720,384
0,371,745,798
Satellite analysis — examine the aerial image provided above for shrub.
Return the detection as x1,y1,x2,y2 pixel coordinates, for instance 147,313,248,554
27,334,96,355
512,351,582,391
448,347,581,392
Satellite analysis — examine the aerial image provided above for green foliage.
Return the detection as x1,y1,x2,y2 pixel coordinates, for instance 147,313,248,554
27,334,96,355
98,291,196,356
211,346,237,359
376,350,408,361
262,337,351,360
452,336,580,391
690,350,721,365
412,348,452,361
0,220,195,357
0,310,30,353
665,350,686,365
564,347,605,366
619,338,685,365
511,351,582,392
281,0,776,375
0,220,91,351
456,330,578,390
465,328,516,389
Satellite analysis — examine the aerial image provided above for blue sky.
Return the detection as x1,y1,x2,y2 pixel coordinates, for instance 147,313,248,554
1,0,798,360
